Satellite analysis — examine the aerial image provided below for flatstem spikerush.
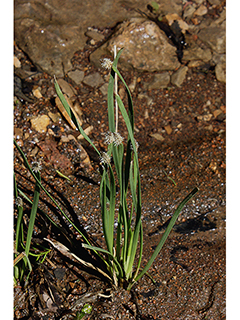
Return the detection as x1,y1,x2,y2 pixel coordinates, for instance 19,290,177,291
53,47,198,292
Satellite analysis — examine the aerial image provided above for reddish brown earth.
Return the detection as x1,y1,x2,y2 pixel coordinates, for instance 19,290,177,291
14,42,225,319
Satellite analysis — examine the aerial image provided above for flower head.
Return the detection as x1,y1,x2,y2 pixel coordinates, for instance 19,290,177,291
104,131,115,145
104,131,123,146
130,139,139,152
113,132,124,146
101,58,113,70
15,196,23,207
32,161,42,173
100,152,111,166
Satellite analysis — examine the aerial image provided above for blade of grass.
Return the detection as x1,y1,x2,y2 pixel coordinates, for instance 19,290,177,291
54,79,100,157
133,187,199,285
24,171,41,257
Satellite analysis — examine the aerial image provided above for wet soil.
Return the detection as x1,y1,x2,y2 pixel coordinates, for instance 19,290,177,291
14,41,225,319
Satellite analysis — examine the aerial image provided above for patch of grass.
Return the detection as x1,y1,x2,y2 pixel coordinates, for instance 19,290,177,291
14,47,198,290
54,48,198,290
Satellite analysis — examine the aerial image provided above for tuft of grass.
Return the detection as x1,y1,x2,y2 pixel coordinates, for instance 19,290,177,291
14,47,198,289
54,48,198,290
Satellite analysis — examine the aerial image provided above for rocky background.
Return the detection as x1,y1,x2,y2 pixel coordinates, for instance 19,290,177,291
15,0,225,83
14,1,226,319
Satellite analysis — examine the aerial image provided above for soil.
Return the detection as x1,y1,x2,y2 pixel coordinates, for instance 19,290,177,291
14,38,225,319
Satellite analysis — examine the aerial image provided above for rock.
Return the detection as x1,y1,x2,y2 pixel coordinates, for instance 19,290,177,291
31,114,50,133
48,111,62,123
14,0,151,77
194,5,208,16
91,18,180,72
183,43,212,62
57,79,77,98
150,133,165,141
68,70,84,85
198,27,225,54
32,88,43,99
14,56,21,68
197,114,212,122
215,63,225,83
208,0,222,5
85,29,105,42
183,4,197,19
83,72,104,88
99,83,109,96
165,13,189,33
171,66,188,87
147,72,170,90
164,124,172,135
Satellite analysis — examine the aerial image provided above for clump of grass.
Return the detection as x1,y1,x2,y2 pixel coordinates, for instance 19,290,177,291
54,48,198,290
14,161,51,285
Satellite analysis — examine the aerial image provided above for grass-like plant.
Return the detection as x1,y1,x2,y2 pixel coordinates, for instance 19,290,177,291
14,165,51,285
54,48,198,290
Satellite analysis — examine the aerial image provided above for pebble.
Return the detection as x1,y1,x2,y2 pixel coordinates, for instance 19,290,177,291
147,72,170,90
150,133,165,141
196,114,212,122
48,111,62,123
171,66,188,87
32,88,43,99
194,5,208,16
30,114,50,133
85,29,105,42
68,69,85,85
164,124,172,135
14,56,21,68
57,78,77,98
83,72,104,88
99,83,109,96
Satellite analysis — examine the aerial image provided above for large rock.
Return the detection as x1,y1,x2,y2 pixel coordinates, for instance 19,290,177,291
198,27,225,54
14,0,150,76
90,18,180,72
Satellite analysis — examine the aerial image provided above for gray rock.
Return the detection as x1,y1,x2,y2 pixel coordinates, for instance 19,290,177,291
91,18,180,72
83,73,104,88
198,27,226,54
57,79,77,98
85,29,105,42
215,61,226,83
147,72,170,90
14,0,150,77
68,70,85,85
171,66,188,87
184,43,212,62
99,83,109,96
208,0,222,5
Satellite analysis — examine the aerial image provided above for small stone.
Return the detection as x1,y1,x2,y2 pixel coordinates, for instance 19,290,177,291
99,83,109,96
32,88,43,99
194,5,208,16
31,114,50,133
68,69,85,85
14,127,23,140
14,56,21,68
85,29,105,42
57,78,77,98
197,114,213,122
150,133,165,141
148,72,170,90
208,0,221,5
215,62,226,83
83,72,104,88
164,125,172,135
213,109,222,118
171,66,188,87
48,111,62,123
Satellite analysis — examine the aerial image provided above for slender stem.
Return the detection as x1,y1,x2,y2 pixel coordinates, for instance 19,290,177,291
114,45,118,132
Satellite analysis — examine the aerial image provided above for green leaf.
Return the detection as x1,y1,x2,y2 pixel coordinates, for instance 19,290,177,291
133,187,199,285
